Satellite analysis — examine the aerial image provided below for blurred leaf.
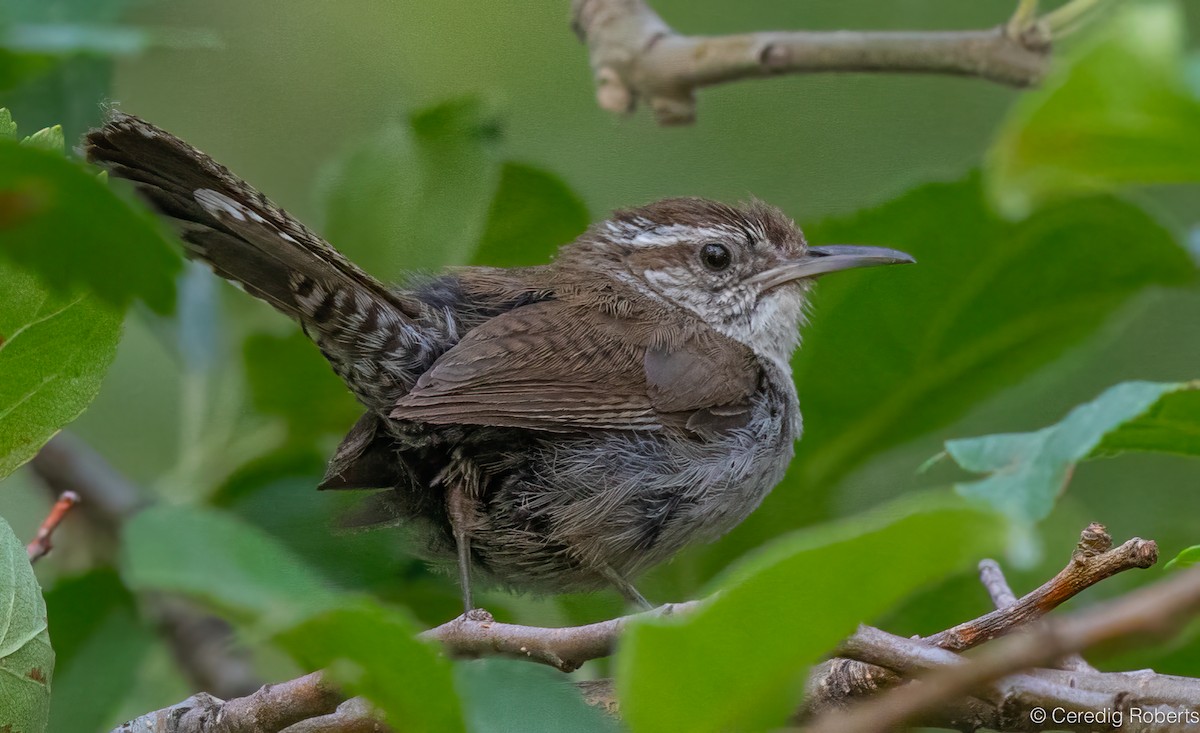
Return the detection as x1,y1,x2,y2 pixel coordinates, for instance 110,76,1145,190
214,453,417,598
44,572,153,733
456,658,618,733
618,494,1003,733
19,124,62,152
1,0,142,24
121,504,338,628
472,161,588,267
987,0,1200,217
0,515,53,733
1166,546,1200,571
950,381,1199,523
1095,385,1200,458
709,175,1193,561
317,98,500,278
1,24,220,56
0,132,181,312
275,601,465,733
0,261,121,479
243,328,360,441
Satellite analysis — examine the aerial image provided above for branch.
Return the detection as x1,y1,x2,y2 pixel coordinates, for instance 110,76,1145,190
923,523,1158,651
571,0,1066,124
421,601,703,672
112,673,348,733
811,547,1200,732
25,490,80,563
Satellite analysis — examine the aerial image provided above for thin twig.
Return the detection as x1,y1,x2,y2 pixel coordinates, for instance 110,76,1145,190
923,523,1158,652
26,490,80,562
572,0,1056,124
977,557,1097,672
421,601,704,672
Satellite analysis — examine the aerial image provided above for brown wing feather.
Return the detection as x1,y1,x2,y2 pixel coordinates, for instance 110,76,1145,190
390,300,761,433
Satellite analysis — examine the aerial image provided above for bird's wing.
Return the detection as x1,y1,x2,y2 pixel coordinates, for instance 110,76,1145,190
390,300,761,433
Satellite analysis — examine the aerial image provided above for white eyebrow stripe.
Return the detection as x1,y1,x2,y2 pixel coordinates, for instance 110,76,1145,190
630,224,739,247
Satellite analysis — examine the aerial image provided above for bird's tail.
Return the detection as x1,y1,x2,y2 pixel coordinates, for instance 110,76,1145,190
85,113,426,412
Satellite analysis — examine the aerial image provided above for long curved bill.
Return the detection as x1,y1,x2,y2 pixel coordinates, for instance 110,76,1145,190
750,244,915,291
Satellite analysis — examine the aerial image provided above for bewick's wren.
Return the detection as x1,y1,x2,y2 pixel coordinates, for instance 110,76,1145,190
86,114,912,610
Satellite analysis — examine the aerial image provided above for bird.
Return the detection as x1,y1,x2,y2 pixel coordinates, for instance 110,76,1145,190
85,112,913,611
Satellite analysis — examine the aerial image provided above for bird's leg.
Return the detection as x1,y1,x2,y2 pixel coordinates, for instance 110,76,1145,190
446,484,477,612
600,564,653,610
443,449,485,613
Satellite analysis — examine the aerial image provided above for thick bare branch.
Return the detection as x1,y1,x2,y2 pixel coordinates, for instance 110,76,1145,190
571,0,1058,124
112,673,346,733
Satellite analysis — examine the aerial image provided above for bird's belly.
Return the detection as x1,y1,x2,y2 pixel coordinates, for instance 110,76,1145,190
473,386,800,591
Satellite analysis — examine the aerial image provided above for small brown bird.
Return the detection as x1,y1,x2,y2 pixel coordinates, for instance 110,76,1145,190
86,113,912,610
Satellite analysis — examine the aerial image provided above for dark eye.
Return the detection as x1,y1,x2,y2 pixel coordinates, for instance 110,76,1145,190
700,242,732,271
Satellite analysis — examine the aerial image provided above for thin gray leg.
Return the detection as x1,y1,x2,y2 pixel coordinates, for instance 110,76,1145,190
600,564,652,610
446,481,477,612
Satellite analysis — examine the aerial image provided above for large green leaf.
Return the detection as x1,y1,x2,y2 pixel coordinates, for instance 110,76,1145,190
617,494,1003,733
472,161,589,268
455,659,618,733
120,504,338,627
0,260,121,480
317,98,500,278
276,601,465,733
987,0,1200,217
0,516,54,733
706,175,1193,563
949,381,1199,523
0,133,181,313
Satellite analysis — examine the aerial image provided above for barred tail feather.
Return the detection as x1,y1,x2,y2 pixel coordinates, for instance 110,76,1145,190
84,112,430,413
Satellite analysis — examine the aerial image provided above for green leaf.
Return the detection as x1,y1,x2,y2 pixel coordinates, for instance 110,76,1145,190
0,516,54,733
0,261,121,480
456,658,618,733
987,0,1200,217
120,504,338,628
317,98,500,278
949,381,1199,523
618,494,1003,733
243,328,360,441
472,162,589,268
19,124,63,152
275,601,465,733
1166,546,1200,571
708,175,1193,560
0,138,181,313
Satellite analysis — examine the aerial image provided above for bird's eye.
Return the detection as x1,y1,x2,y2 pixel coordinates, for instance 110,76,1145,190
700,242,732,271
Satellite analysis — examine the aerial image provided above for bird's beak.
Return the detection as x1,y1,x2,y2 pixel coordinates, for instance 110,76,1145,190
750,244,915,291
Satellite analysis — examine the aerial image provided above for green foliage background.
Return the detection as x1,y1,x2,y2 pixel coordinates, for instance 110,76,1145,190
1,0,1199,731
